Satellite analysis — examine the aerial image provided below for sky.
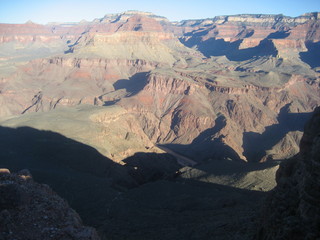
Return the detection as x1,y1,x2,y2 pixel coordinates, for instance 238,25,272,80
0,0,319,24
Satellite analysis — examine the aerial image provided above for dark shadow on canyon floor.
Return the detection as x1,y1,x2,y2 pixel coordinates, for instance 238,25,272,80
0,125,268,239
162,104,313,164
113,71,149,96
0,126,134,226
162,115,243,162
0,126,178,226
180,37,242,58
242,104,313,162
180,37,278,61
267,30,290,39
300,41,320,69
103,99,121,106
99,177,265,240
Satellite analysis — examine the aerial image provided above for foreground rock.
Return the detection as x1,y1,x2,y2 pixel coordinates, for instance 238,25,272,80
257,107,320,239
0,169,99,240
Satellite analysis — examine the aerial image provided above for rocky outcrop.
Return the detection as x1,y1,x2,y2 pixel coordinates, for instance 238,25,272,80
116,15,164,32
257,107,320,239
97,10,170,25
0,169,99,240
117,65,320,162
119,70,216,145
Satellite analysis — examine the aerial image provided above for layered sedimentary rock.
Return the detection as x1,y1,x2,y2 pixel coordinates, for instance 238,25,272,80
116,65,319,162
0,169,99,240
179,12,320,69
0,11,320,164
1,11,320,240
257,107,320,239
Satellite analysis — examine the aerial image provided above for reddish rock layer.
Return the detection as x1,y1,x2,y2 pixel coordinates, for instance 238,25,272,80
0,11,320,163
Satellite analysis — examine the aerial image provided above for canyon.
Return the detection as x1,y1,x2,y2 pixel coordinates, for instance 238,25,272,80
0,10,320,239
1,11,319,163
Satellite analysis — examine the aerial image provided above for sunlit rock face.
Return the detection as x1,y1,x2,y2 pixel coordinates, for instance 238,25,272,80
0,11,320,164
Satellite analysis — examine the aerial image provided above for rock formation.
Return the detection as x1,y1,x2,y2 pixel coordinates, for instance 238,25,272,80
257,107,320,239
0,11,320,165
0,10,319,240
1,11,319,164
0,168,100,240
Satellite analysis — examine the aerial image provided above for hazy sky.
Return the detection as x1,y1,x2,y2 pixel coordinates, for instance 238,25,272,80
1,0,319,24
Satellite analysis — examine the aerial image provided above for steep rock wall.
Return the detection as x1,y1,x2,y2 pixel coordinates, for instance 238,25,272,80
257,107,320,239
